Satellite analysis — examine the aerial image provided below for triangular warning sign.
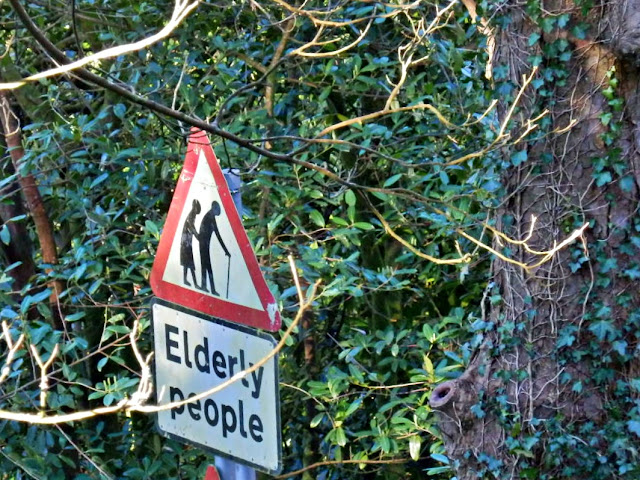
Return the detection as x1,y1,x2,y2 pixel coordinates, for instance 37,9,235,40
150,130,281,331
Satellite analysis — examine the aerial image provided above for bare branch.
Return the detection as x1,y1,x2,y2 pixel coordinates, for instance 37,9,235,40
0,0,200,91
29,343,59,410
366,197,472,266
0,321,25,385
0,258,321,424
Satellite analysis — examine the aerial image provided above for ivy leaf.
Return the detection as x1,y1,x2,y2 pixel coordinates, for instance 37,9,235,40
528,32,541,46
594,171,612,187
600,258,617,273
589,319,616,341
620,176,634,192
511,150,527,166
628,420,640,437
624,266,640,280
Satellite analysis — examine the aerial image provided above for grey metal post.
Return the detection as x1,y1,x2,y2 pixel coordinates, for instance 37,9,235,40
217,168,256,480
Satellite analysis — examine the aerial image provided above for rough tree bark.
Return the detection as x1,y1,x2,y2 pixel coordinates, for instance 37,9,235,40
431,1,640,478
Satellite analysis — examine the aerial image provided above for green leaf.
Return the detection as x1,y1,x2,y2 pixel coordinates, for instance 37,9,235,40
309,209,325,227
383,173,402,187
113,103,126,119
334,427,347,446
145,220,159,236
409,435,421,461
0,225,10,245
423,356,434,377
97,357,108,372
353,222,374,230
87,391,105,401
90,172,109,189
344,190,356,206
343,398,362,418
310,413,324,428
431,453,449,464
65,311,86,322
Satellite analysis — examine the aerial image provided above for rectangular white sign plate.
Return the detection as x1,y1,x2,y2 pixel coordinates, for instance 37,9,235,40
152,298,281,474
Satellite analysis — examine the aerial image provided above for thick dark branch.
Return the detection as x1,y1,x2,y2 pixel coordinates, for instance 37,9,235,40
7,0,450,212
7,0,293,163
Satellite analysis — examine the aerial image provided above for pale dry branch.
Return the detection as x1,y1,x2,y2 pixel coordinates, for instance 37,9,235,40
0,31,15,61
367,189,587,271
525,222,589,270
367,199,472,265
29,343,59,410
0,0,200,91
424,0,458,35
0,321,25,385
127,319,154,407
291,17,373,57
268,0,419,27
315,103,456,139
461,0,494,79
0,257,320,424
385,44,415,111
496,67,541,140
456,220,589,272
446,67,546,167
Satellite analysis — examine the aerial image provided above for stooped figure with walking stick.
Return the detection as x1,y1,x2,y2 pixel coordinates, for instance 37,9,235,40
180,199,202,288
197,200,231,296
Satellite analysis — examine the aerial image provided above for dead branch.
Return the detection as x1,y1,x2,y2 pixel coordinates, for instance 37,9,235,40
0,0,200,91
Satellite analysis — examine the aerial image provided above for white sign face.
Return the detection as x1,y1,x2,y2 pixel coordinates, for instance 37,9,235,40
162,149,262,310
152,299,281,474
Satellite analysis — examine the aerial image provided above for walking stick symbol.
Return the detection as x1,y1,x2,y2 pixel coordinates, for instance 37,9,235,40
225,254,231,298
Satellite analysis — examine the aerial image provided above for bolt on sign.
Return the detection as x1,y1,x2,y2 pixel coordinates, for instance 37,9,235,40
153,298,282,474
150,129,281,332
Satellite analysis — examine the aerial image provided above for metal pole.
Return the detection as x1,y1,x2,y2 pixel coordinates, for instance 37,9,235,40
219,168,257,480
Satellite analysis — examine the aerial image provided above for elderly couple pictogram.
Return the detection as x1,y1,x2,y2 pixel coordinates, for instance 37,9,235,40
180,199,231,296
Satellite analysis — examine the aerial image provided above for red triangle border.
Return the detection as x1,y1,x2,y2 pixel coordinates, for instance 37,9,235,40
150,129,281,331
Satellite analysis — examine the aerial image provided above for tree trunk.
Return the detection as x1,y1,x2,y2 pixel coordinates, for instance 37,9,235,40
0,92,64,329
0,159,35,290
431,2,640,478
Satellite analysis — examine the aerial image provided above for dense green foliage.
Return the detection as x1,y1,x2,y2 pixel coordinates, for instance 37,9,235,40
0,1,499,478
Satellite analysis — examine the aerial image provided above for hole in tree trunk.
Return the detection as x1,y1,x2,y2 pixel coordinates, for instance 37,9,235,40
430,380,456,408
